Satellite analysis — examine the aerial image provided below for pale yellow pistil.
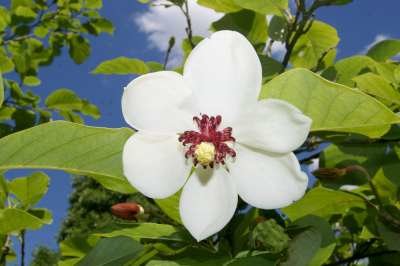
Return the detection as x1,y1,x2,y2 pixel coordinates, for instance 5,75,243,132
194,142,215,166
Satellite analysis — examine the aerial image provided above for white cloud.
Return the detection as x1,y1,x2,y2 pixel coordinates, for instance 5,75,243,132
133,0,222,66
362,34,390,54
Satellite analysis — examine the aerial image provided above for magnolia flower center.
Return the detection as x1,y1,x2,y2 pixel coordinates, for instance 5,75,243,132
178,114,236,168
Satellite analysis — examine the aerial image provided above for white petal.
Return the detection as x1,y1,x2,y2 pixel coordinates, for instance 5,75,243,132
122,71,193,134
122,133,191,199
234,99,312,154
229,144,308,209
183,30,262,125
180,167,237,241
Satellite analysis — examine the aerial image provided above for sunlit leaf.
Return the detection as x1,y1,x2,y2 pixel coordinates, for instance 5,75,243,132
290,20,339,69
233,0,287,15
94,222,192,243
0,121,135,193
282,187,366,221
0,208,52,233
197,0,241,13
353,73,400,105
8,172,49,207
322,55,377,86
367,39,400,62
92,57,149,75
212,9,268,45
261,68,400,138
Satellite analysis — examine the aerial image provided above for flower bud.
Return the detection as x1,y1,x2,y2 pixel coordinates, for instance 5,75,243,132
313,167,347,179
111,202,144,220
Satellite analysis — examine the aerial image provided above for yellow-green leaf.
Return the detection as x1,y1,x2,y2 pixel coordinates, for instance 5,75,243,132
0,121,135,193
260,68,400,138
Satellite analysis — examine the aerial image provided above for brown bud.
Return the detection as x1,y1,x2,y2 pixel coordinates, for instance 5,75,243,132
111,202,144,220
313,167,347,179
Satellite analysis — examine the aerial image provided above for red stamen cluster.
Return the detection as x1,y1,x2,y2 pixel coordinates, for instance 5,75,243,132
179,114,236,167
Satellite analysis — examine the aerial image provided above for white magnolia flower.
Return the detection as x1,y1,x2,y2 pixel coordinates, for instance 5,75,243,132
122,30,312,241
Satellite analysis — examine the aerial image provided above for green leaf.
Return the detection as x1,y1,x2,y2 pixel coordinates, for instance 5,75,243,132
94,222,192,243
155,191,182,224
367,39,400,62
322,55,377,86
282,187,365,221
291,20,339,69
77,236,143,266
82,100,101,119
268,15,287,41
225,255,275,266
292,216,336,266
0,7,10,31
0,121,135,194
281,227,321,266
68,35,91,64
0,107,15,120
23,76,41,87
250,219,289,253
0,72,3,105
197,0,241,13
321,143,400,203
233,0,287,15
91,18,114,35
85,0,102,9
260,68,400,138
0,208,52,233
212,9,268,45
0,174,8,208
231,208,259,254
146,248,230,266
45,88,83,111
353,73,400,106
259,55,283,81
8,172,49,207
92,57,149,75
14,6,36,19
376,219,400,251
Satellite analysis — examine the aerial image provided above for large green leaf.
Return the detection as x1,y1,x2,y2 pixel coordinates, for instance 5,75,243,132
0,208,52,233
8,172,49,207
233,0,287,15
92,57,149,75
291,20,339,69
322,55,377,86
260,68,400,138
94,222,192,243
353,73,400,105
282,187,366,221
76,236,143,266
211,9,267,45
367,39,400,62
0,121,135,193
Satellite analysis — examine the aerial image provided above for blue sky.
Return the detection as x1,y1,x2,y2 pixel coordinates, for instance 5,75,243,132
3,0,400,264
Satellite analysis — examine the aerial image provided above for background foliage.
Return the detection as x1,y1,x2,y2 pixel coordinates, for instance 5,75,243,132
1,0,400,265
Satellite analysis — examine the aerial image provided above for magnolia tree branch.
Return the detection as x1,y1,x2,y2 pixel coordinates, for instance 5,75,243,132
163,37,175,69
0,235,11,266
20,230,25,266
281,0,340,70
179,0,195,48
